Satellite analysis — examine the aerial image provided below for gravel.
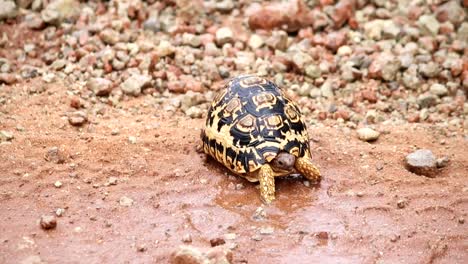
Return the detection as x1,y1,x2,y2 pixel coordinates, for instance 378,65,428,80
357,128,380,142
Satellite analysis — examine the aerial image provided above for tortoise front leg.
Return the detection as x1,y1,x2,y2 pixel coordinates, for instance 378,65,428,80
295,157,321,183
258,164,275,204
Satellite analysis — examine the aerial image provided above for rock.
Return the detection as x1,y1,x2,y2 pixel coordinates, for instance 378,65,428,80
248,34,264,49
20,255,43,264
41,0,80,25
419,62,440,78
143,17,160,32
87,78,113,96
368,52,400,81
364,20,385,40
357,127,380,142
215,27,234,46
171,245,233,264
305,64,321,79
0,73,17,84
417,94,437,108
68,111,87,126
157,40,176,57
382,20,400,39
0,0,17,20
405,149,437,177
24,13,45,29
265,30,288,50
45,147,66,164
182,33,201,48
418,15,440,35
397,199,407,209
436,156,449,168
17,0,33,8
429,83,448,97
362,90,377,103
259,226,274,235
119,196,134,206
435,0,466,27
40,215,57,230
210,238,226,247
182,234,192,243
185,106,203,119
330,0,355,29
457,22,468,43
215,0,234,12
320,79,334,98
120,74,152,96
100,29,120,45
324,31,347,52
0,130,14,142
292,51,313,70
247,0,313,32
402,66,421,90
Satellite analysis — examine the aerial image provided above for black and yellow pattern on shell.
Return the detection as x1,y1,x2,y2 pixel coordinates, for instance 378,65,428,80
202,75,311,176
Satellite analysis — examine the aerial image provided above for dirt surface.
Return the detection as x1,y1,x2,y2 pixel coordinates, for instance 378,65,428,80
0,81,467,263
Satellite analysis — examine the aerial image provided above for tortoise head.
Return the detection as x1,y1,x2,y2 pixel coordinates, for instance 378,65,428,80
270,152,296,174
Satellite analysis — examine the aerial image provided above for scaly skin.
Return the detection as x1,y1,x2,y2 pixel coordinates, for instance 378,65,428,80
258,164,275,204
295,157,321,183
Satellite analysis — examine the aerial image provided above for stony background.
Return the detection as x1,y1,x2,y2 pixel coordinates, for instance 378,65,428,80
0,0,466,134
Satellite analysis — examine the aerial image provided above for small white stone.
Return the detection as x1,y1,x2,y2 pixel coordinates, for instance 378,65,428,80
357,127,380,142
54,181,63,188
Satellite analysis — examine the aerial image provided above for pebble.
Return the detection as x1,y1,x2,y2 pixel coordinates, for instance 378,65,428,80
136,244,147,252
182,33,201,48
156,40,175,57
55,208,65,217
215,27,234,46
305,64,321,79
210,237,226,247
182,234,192,243
107,177,118,185
68,111,88,126
0,0,17,20
417,94,437,109
54,181,62,188
429,83,448,97
45,147,66,164
418,15,440,35
24,13,45,29
265,30,288,50
259,226,274,235
405,149,437,177
120,74,151,96
248,34,264,49
128,136,137,144
0,73,17,84
40,215,57,230
0,130,14,142
119,196,134,206
397,199,407,209
171,246,233,264
100,29,120,45
87,77,113,96
185,106,203,119
436,156,449,168
357,127,380,142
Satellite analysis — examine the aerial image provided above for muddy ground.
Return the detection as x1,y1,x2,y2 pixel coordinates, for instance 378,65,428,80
0,80,467,263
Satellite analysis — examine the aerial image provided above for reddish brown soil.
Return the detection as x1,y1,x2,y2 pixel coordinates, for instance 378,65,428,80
0,81,467,263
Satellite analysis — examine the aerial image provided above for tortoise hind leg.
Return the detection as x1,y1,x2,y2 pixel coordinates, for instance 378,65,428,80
258,164,275,204
295,157,321,183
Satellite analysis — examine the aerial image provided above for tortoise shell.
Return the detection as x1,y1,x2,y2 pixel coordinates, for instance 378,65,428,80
201,75,311,179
